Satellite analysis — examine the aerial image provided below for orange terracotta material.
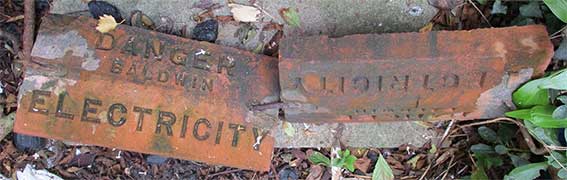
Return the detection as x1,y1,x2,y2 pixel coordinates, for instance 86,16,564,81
15,15,279,171
279,25,553,123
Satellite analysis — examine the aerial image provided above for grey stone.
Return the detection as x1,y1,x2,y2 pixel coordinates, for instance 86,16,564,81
273,121,437,148
49,0,436,48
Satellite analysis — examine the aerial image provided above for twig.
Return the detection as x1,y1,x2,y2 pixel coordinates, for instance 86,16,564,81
550,25,567,38
350,174,372,179
467,0,492,27
439,155,456,180
437,119,456,148
206,169,242,179
23,0,35,63
418,164,432,180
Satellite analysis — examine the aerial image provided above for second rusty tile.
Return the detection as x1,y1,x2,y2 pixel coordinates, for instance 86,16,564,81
279,25,553,123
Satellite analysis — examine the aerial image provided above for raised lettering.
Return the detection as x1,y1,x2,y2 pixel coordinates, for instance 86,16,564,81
29,90,50,115
81,98,102,123
107,103,127,127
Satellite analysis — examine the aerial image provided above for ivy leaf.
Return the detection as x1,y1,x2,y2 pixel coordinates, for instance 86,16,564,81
519,1,543,18
308,151,331,166
491,0,508,14
545,151,567,169
524,120,560,146
470,144,495,154
372,154,394,180
478,126,498,143
96,14,123,33
504,162,548,180
509,154,530,167
495,145,509,155
512,78,550,109
543,0,567,23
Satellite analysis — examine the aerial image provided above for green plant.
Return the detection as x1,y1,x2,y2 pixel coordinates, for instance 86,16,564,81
332,149,357,172
504,68,567,179
308,151,331,167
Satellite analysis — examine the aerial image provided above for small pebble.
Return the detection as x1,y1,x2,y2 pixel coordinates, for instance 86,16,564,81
88,0,123,22
146,155,169,165
367,150,378,163
13,133,47,152
192,19,218,43
278,167,299,180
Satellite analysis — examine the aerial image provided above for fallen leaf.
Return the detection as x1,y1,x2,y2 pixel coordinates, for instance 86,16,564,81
419,22,434,32
283,121,296,137
279,8,300,27
427,0,464,10
354,157,372,173
96,14,123,33
306,165,323,180
228,3,261,22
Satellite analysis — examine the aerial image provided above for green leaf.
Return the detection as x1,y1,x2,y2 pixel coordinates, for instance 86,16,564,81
520,1,543,18
308,151,331,166
491,0,508,14
506,109,532,120
558,96,567,104
524,120,560,146
476,0,488,5
509,154,530,167
559,169,567,179
332,149,357,172
539,69,567,90
344,154,357,172
476,153,503,169
497,124,516,144
495,145,509,155
281,8,301,27
512,78,550,109
504,162,548,180
545,151,567,169
372,154,394,180
544,0,567,23
470,144,495,154
552,105,567,119
478,126,499,143
471,167,489,180
529,105,567,128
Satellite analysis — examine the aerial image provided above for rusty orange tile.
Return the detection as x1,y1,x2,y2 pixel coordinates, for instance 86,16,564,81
279,25,553,123
15,15,280,171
